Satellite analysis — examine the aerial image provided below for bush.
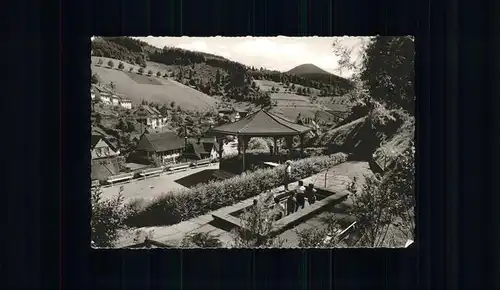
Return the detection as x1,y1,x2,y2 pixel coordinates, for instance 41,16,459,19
118,62,125,70
91,186,129,247
107,60,114,68
147,70,153,76
138,67,144,74
125,153,348,227
248,137,270,151
128,67,134,72
156,71,162,77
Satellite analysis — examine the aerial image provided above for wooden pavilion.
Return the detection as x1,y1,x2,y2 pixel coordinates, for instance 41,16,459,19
208,109,312,172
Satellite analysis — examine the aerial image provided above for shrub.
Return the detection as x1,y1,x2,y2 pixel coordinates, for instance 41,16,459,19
147,70,153,76
125,153,348,227
118,62,125,70
156,71,162,77
128,67,134,72
91,186,129,247
138,67,144,74
107,60,114,68
248,137,269,151
181,232,222,248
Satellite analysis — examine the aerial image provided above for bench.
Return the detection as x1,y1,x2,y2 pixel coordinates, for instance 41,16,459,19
263,161,280,168
194,158,211,167
139,166,164,178
106,173,134,185
167,162,191,172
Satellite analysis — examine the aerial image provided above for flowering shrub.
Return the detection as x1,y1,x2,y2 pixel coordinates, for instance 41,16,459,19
125,153,348,227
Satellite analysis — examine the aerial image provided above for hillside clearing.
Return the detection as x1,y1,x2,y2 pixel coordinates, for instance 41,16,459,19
91,57,217,111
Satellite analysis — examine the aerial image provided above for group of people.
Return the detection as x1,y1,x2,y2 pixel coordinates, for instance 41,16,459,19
268,180,317,221
251,160,318,221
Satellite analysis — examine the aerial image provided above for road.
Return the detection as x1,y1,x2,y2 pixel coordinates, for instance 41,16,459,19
101,163,220,203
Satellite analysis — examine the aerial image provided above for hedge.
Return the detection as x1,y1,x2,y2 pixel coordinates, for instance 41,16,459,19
125,152,348,227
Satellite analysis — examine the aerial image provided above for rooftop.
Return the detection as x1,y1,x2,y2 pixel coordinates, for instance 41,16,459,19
210,109,312,137
136,131,185,153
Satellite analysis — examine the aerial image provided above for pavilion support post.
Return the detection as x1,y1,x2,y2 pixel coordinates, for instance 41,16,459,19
237,135,241,155
217,137,224,169
241,136,250,173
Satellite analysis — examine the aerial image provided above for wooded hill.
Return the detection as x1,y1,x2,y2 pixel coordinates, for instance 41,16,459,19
91,37,354,107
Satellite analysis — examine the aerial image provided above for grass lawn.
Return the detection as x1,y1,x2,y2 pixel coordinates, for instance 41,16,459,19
91,56,217,111
124,71,164,85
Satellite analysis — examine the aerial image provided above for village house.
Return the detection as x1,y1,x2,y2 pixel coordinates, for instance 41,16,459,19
120,98,132,109
186,137,220,161
134,131,186,164
134,105,168,130
91,84,112,105
234,108,248,121
91,135,121,181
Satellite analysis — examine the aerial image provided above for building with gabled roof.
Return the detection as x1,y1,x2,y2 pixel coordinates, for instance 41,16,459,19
134,105,168,130
91,134,121,181
134,131,186,164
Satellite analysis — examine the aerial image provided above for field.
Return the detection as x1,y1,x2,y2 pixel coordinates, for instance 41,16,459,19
91,57,218,111
254,80,340,123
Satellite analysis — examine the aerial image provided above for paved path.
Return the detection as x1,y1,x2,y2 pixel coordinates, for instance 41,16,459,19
115,161,372,248
101,163,220,203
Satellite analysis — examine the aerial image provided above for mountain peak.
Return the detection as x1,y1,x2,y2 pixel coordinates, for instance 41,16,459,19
286,63,331,75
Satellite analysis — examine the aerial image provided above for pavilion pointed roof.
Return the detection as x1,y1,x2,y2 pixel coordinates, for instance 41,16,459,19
209,109,312,137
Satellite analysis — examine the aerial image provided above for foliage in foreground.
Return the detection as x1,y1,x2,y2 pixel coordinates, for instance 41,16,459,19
91,186,129,247
346,140,415,247
124,153,348,227
181,232,223,248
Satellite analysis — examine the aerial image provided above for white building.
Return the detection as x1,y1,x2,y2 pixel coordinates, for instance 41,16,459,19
134,105,168,129
120,99,132,109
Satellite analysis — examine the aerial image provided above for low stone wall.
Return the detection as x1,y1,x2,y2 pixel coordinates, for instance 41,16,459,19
212,186,349,238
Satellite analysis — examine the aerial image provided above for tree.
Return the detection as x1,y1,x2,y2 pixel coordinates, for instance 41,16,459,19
147,70,153,76
295,214,349,248
108,81,116,91
116,119,127,131
346,140,415,248
156,71,162,77
307,87,311,94
360,36,414,112
231,195,286,248
91,73,100,84
91,186,129,247
118,62,124,70
126,120,135,132
215,69,221,84
181,232,222,248
107,60,114,68
97,58,103,66
138,67,144,74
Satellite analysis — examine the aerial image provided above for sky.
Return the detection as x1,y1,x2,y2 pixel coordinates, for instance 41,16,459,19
129,36,370,78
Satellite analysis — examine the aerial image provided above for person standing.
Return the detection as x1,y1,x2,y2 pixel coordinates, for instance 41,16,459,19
296,180,306,209
306,183,317,205
283,160,292,191
272,197,285,220
286,192,297,215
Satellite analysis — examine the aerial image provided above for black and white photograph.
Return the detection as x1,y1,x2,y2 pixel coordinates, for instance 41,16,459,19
90,36,415,248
